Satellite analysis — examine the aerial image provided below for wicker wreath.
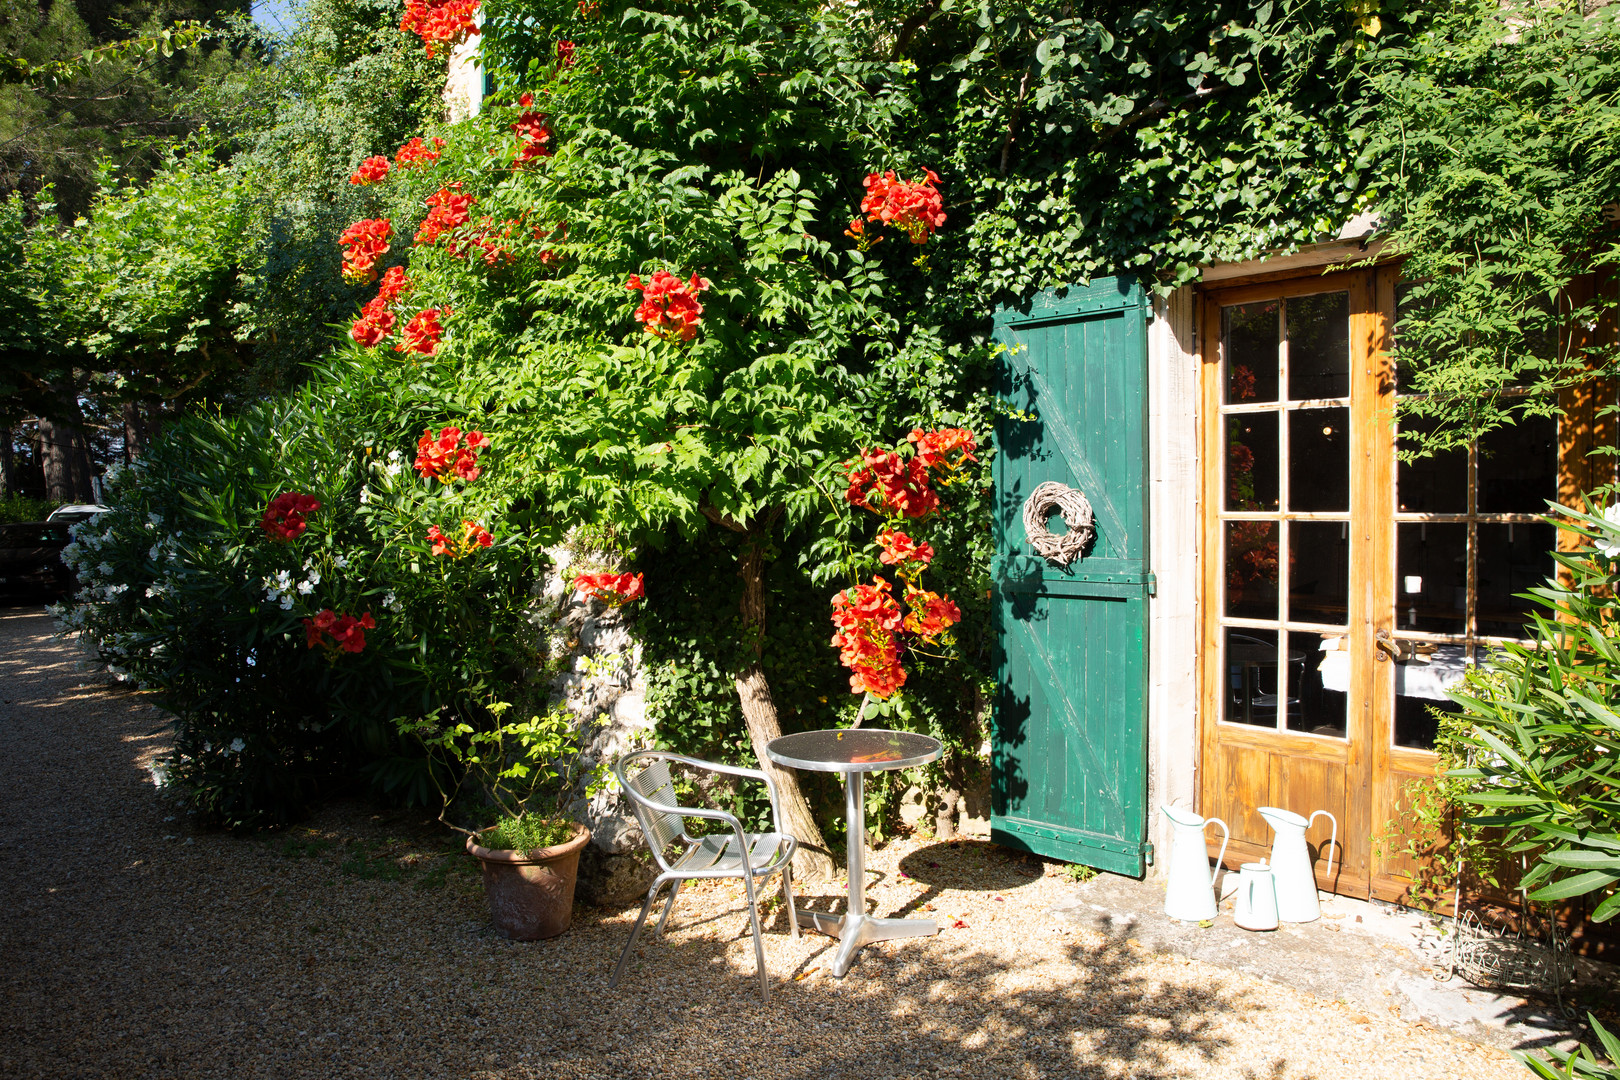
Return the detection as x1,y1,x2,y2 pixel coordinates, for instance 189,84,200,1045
1021,481,1095,567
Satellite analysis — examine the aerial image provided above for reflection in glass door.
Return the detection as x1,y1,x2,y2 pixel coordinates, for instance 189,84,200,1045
1219,292,1351,739
1392,415,1558,749
1201,269,1383,899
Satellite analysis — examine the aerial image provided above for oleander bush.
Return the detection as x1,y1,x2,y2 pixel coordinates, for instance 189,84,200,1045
60,354,544,828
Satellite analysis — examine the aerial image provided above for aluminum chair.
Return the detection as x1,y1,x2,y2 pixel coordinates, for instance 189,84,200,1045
609,750,800,1003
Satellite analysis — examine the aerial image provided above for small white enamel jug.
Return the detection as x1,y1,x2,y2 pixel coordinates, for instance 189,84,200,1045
1257,806,1337,923
1160,805,1229,922
1233,862,1279,931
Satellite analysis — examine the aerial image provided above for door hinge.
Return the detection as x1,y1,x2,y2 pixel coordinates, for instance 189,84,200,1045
1146,573,1157,597
1142,842,1155,866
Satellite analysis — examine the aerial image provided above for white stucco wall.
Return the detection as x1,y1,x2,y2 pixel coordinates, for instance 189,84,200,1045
1145,285,1200,875
443,30,484,121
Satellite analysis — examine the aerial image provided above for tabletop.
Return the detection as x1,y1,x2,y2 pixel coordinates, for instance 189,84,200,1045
766,728,942,773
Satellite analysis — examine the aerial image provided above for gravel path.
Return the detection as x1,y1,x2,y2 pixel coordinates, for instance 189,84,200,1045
0,605,1523,1079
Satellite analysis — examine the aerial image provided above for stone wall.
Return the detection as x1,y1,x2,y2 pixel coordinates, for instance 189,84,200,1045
532,543,656,907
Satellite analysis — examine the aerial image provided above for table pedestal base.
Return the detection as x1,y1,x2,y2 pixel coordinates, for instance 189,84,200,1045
797,909,939,977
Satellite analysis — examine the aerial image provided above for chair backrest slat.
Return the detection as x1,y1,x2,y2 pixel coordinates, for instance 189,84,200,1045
626,758,684,855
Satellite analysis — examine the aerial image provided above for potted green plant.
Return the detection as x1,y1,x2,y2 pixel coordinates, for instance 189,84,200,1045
401,702,601,940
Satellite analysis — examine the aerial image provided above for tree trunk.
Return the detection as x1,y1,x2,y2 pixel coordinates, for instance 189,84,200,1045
734,539,836,881
38,414,94,504
0,425,14,498
121,401,146,462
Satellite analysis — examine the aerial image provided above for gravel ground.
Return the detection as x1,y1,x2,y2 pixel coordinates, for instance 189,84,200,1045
0,605,1523,1079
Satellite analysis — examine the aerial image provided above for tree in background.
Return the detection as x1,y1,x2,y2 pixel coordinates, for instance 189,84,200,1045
0,0,254,219
0,0,447,498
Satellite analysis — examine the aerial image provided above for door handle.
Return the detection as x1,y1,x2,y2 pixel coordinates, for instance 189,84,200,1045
1374,628,1400,663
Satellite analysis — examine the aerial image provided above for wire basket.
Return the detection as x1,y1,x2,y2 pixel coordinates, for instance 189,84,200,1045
1448,908,1575,995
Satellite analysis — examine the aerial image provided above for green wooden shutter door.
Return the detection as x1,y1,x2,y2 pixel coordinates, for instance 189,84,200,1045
990,277,1152,877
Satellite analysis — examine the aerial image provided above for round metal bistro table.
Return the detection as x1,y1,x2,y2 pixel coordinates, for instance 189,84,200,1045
766,728,942,978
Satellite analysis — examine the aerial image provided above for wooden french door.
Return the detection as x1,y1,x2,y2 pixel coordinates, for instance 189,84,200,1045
1199,265,1605,903
1197,267,1398,898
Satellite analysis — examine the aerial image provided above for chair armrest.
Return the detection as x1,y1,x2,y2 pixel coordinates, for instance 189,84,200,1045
627,796,750,860
660,752,789,838
620,750,789,841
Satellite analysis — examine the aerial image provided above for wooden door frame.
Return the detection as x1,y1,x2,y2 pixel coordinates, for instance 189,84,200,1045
1195,266,1397,899
1197,263,1617,905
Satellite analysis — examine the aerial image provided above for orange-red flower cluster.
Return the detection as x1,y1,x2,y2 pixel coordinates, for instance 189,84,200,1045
832,427,975,700
877,528,933,568
573,572,646,606
845,449,938,519
351,298,395,347
351,267,413,347
512,94,554,165
338,218,392,284
400,0,479,58
907,427,976,471
427,519,494,558
556,40,574,66
261,492,320,542
413,426,489,484
416,185,475,244
303,609,376,654
349,156,390,186
626,270,709,342
394,136,445,169
397,308,447,355
901,586,959,639
831,579,905,698
376,265,412,303
859,168,946,244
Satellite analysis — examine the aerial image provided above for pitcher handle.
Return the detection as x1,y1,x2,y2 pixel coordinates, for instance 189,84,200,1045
1204,817,1230,880
1308,810,1338,882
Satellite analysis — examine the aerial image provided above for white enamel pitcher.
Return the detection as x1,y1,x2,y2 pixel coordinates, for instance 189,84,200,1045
1257,806,1337,923
1160,805,1229,922
1233,862,1279,931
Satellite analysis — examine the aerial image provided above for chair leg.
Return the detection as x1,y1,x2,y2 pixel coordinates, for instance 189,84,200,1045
653,878,682,938
740,871,769,1005
609,878,665,989
781,864,800,941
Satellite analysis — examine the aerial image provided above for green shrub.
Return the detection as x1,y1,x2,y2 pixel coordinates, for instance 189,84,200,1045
1447,501,1620,924
58,355,548,829
0,494,57,524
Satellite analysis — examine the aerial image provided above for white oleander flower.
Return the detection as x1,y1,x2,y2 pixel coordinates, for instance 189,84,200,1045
358,486,371,505
279,595,294,610
148,545,161,561
297,580,315,595
1600,504,1620,558
384,591,400,611
228,738,245,754
98,562,114,577
388,449,402,462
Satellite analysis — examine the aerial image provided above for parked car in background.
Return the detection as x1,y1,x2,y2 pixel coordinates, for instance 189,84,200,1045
46,504,110,525
0,521,73,598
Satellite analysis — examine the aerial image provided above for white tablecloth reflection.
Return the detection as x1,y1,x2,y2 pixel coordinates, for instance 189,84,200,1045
1316,642,1470,702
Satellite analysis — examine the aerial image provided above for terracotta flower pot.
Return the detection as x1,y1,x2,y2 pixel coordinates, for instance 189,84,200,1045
466,823,591,941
